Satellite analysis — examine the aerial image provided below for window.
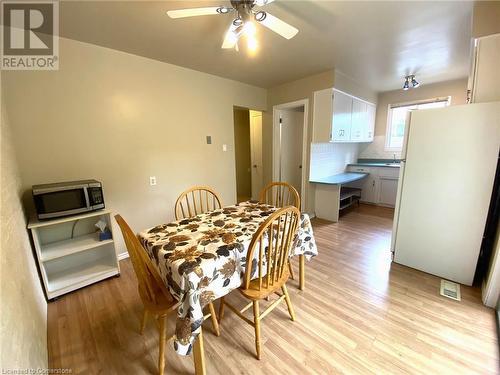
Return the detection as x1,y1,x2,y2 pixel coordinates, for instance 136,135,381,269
385,97,450,150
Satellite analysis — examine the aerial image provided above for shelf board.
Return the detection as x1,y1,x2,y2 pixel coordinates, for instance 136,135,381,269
47,260,118,294
41,233,114,262
28,209,112,229
340,188,362,200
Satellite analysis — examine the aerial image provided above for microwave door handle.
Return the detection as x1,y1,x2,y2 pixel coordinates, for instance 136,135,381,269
84,188,90,208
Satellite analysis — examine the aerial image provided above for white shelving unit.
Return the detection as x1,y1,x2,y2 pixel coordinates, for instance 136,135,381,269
28,209,120,300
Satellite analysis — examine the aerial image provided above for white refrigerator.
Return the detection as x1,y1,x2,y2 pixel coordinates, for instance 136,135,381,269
391,102,500,286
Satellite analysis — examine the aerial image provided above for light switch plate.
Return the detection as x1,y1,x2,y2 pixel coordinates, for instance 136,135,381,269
206,136,212,144
149,176,157,186
222,144,227,152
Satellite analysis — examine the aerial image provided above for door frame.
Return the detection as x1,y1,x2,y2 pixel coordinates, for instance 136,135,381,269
272,99,309,210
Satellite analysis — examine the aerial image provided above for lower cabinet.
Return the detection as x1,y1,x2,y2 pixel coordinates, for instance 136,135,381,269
346,165,400,207
378,177,398,207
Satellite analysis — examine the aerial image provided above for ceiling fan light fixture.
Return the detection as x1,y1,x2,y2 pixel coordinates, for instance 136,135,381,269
216,6,231,14
243,21,257,36
254,11,267,22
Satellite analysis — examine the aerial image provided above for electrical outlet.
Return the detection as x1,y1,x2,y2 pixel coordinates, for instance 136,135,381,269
222,144,227,152
149,176,157,186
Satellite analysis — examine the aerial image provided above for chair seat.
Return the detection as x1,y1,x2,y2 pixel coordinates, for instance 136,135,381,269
238,268,290,300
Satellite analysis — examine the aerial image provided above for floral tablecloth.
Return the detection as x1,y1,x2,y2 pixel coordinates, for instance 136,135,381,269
138,200,318,355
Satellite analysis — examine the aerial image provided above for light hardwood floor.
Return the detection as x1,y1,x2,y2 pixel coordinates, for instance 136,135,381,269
48,204,499,374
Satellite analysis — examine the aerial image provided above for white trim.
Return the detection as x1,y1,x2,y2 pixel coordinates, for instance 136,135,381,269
118,251,129,261
272,99,309,211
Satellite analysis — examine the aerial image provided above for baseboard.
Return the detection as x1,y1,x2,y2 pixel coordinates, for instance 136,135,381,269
117,251,129,261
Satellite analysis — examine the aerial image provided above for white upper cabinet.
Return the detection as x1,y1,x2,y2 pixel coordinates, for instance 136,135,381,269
332,90,353,142
350,98,367,142
312,87,376,143
365,103,376,141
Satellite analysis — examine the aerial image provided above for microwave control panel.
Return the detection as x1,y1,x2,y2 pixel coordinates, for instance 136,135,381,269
88,187,104,206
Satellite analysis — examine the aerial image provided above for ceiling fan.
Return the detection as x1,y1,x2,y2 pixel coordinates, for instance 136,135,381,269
166,0,298,51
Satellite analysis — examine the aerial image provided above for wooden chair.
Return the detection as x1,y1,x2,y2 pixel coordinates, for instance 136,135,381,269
259,182,304,289
115,215,219,375
174,186,222,220
218,206,300,359
259,182,300,211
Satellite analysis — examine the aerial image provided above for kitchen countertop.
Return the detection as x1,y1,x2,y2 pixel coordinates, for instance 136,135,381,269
310,172,368,185
348,162,400,168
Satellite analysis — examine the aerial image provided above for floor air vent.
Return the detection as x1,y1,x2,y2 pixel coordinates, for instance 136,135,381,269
440,280,461,301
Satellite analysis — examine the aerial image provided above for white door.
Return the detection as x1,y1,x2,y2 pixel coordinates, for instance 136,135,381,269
279,109,304,196
332,91,352,142
250,110,263,200
393,103,500,285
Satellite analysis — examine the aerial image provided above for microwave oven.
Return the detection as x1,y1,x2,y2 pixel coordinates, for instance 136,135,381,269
32,179,105,220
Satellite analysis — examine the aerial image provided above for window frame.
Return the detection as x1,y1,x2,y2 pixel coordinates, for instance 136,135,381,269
384,96,451,151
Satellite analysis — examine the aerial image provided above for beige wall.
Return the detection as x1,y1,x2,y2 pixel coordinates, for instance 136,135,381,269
472,1,500,38
233,108,251,199
1,85,47,369
2,37,266,256
264,70,335,213
359,78,468,159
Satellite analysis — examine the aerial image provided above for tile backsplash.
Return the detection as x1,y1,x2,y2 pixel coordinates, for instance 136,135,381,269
358,135,402,160
310,142,359,180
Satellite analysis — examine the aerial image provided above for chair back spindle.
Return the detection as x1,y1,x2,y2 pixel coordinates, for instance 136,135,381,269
260,182,300,210
175,186,222,220
243,206,300,291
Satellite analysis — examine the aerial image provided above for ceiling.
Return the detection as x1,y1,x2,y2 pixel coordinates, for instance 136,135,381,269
59,1,473,91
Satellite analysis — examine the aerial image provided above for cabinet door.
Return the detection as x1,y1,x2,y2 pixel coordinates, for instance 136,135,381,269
351,99,367,142
332,90,352,142
378,177,398,206
361,176,377,203
365,104,376,141
312,88,334,143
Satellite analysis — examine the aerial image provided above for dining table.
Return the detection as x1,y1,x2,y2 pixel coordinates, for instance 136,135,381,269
138,200,318,357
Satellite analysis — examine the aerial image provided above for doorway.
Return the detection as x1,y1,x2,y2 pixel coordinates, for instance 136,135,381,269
233,107,263,203
272,99,309,207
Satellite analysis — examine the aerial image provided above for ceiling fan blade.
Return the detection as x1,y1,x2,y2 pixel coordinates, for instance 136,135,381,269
167,7,223,19
222,23,241,49
259,12,298,39
254,0,275,6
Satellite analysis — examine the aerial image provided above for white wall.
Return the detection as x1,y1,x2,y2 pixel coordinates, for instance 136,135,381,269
1,85,47,370
359,78,468,159
2,37,266,256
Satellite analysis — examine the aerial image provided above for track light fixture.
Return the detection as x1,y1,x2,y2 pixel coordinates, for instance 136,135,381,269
403,75,420,90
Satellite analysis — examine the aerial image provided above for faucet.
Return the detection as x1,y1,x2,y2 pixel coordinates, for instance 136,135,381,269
393,153,397,163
